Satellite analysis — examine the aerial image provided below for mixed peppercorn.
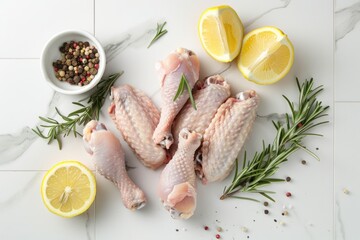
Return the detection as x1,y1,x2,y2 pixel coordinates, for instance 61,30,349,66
52,41,100,86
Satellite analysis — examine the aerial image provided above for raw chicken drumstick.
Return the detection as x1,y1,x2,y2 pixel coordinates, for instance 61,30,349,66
198,90,260,183
83,120,146,210
158,129,202,219
109,84,167,169
170,74,231,157
153,48,200,149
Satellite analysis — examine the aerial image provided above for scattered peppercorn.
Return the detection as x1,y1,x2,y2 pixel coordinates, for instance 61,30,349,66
175,229,179,232
274,219,277,222
240,226,248,233
286,192,292,197
343,188,350,194
264,201,269,206
215,234,221,239
301,160,307,165
264,209,269,215
204,226,209,231
282,210,288,216
286,176,291,182
216,227,223,232
53,40,100,86
316,147,319,150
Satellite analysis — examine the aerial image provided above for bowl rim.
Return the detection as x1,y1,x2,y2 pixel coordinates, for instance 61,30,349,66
40,29,106,95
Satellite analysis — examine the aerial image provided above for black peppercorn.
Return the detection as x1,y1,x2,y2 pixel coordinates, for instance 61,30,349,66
73,76,80,83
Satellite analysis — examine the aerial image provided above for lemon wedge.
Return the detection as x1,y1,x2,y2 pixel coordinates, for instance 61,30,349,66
198,5,244,62
41,161,96,218
237,26,294,85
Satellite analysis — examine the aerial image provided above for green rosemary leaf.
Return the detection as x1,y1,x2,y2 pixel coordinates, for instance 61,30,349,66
72,102,86,108
230,196,260,202
173,74,197,110
260,192,275,202
294,142,320,161
32,127,46,139
247,189,276,194
261,178,285,183
233,158,239,183
173,76,185,101
56,136,62,150
39,116,58,124
55,107,73,122
183,75,197,110
148,21,168,48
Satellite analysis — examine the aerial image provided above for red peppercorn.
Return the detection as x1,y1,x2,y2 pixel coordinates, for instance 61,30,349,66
87,73,91,77
79,58,83,62
216,234,221,239
86,55,90,59
81,77,86,83
297,122,303,128
54,67,58,72
286,192,292,197
94,64,99,69
73,43,78,48
204,226,209,231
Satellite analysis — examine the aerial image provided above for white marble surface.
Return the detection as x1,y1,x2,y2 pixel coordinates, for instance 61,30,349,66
0,0,355,239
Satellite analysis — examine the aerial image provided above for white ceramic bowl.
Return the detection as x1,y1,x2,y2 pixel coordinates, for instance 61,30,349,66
41,30,106,95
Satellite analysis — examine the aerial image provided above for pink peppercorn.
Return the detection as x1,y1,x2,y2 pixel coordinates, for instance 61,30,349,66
204,226,209,231
215,234,221,239
94,64,99,69
286,192,292,197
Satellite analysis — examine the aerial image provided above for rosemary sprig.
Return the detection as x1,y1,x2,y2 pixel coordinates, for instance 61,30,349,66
32,72,123,149
221,78,329,202
148,22,168,48
173,74,197,110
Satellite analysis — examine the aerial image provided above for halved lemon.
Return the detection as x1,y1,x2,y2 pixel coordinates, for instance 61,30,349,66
198,5,244,62
41,161,96,218
237,26,294,85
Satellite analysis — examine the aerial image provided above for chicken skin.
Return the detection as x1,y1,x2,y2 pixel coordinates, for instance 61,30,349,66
109,85,167,169
198,90,260,183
